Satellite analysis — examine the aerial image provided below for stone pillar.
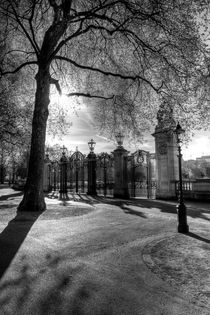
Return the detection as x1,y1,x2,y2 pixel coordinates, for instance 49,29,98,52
87,152,97,196
59,152,68,199
113,146,129,199
148,153,157,199
43,154,51,192
152,102,178,199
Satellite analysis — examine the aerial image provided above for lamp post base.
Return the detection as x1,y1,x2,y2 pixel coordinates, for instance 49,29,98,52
176,203,189,233
177,224,189,233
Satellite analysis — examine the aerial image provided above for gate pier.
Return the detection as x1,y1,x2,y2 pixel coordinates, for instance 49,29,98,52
152,102,178,199
87,152,97,196
113,134,129,199
59,151,68,200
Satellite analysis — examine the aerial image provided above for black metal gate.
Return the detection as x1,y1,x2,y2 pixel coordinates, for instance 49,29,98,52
128,150,156,199
50,148,87,196
69,148,87,193
46,145,156,199
96,153,114,196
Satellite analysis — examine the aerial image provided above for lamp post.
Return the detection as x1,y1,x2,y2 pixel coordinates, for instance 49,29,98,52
174,122,189,233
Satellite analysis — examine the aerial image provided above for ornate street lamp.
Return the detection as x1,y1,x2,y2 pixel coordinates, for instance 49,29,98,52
115,132,125,147
174,122,189,233
88,139,96,153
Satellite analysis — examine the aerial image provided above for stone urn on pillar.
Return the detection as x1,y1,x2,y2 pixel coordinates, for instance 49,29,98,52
113,132,129,199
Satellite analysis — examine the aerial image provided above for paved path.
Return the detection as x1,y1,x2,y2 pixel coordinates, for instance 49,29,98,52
0,187,209,314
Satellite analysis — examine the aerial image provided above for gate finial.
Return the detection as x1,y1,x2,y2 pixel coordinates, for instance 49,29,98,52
88,139,96,153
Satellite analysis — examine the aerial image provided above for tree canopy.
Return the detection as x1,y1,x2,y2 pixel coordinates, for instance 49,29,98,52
0,0,209,211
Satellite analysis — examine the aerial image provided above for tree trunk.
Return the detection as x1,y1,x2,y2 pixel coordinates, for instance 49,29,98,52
18,68,50,212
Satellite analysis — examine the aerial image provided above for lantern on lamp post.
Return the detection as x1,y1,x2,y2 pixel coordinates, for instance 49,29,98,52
115,132,125,148
174,122,189,233
88,139,96,153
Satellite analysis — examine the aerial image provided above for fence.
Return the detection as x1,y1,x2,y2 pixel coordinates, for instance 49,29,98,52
175,178,210,200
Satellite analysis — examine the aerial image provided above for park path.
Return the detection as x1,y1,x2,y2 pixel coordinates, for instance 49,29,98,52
0,187,209,314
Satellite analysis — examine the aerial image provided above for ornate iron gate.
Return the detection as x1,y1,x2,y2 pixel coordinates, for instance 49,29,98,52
69,148,87,193
96,153,114,196
50,148,87,196
128,150,156,199
46,144,156,199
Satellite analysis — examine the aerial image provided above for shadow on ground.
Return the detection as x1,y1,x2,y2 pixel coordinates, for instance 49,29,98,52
0,211,42,280
0,192,23,201
92,196,210,222
45,192,210,222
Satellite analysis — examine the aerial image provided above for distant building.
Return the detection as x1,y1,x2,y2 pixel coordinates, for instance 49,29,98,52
183,155,210,179
196,155,210,163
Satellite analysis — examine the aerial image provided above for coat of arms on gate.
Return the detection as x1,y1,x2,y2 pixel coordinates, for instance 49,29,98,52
136,151,144,164
158,141,167,155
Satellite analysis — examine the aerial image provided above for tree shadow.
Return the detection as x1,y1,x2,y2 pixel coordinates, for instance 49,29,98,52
0,192,23,201
121,204,147,218
0,204,17,210
45,192,98,206
0,211,42,280
92,196,210,222
140,199,210,222
44,193,210,222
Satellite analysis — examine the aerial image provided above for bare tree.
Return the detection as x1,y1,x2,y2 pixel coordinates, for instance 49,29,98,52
0,0,207,211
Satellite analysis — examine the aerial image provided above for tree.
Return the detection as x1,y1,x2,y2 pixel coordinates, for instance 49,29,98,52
0,0,208,211
0,76,32,145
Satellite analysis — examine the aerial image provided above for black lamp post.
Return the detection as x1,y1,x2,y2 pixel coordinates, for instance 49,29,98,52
87,139,97,195
174,122,189,233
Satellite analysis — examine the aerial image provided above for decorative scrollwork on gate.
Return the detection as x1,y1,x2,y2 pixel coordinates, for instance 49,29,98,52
70,148,86,193
96,152,114,196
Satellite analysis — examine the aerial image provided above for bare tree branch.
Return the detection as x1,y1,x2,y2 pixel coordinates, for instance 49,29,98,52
8,0,40,57
66,92,114,100
28,0,40,54
54,55,163,93
0,61,37,76
49,77,62,95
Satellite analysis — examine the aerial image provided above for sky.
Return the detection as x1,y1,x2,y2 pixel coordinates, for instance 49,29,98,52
46,96,210,161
